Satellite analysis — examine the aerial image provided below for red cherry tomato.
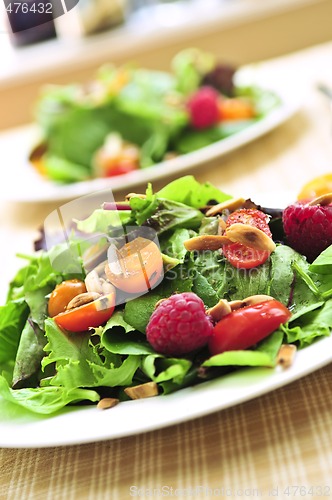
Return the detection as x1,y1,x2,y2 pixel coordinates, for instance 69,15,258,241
208,299,291,355
222,209,272,269
105,161,138,177
54,293,115,332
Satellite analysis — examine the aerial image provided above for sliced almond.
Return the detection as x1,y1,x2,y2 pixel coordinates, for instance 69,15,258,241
66,292,100,310
276,344,297,368
228,295,274,310
228,300,245,311
97,398,119,410
206,197,247,217
308,192,332,206
225,223,276,252
125,192,146,201
207,299,232,321
218,218,227,233
241,294,275,307
184,234,232,252
124,382,159,400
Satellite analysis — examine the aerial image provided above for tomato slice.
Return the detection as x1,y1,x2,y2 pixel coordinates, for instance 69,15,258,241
54,293,115,332
222,209,272,269
208,299,291,355
105,237,163,294
48,279,87,318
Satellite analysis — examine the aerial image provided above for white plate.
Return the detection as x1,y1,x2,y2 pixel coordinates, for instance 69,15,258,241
0,67,303,203
1,335,332,449
0,190,331,449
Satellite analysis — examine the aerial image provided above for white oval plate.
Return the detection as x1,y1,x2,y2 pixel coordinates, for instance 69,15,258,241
0,67,303,203
0,190,331,449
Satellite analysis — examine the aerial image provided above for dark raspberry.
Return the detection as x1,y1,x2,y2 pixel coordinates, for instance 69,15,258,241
201,64,236,97
282,203,332,261
187,86,220,129
146,292,213,356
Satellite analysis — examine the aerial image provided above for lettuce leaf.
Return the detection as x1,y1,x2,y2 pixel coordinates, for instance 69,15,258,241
0,376,99,415
42,319,140,389
157,175,231,207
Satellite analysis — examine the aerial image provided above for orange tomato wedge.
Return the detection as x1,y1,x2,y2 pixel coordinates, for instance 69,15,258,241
218,98,255,121
105,237,163,294
297,173,332,201
54,293,115,332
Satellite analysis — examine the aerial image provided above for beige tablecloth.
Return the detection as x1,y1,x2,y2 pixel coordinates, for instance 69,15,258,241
1,42,332,498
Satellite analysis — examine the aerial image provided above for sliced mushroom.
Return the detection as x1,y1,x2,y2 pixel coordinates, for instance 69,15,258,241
124,382,159,400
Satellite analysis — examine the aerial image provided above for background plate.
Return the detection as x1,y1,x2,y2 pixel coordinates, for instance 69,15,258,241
0,67,303,203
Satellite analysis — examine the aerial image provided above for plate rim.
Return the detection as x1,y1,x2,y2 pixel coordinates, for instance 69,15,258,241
0,68,304,203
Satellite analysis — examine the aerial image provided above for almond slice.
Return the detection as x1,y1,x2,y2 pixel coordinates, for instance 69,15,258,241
276,344,297,368
225,223,276,252
124,382,159,400
308,192,332,206
207,299,232,321
66,292,101,310
206,197,247,217
97,398,119,410
184,234,232,252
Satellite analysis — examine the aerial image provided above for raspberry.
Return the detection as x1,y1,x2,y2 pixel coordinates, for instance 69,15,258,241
146,292,213,356
282,202,332,261
187,86,220,129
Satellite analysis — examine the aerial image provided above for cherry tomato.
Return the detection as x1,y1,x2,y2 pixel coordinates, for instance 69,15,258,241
48,279,87,318
218,98,255,121
54,292,115,332
104,160,138,177
222,209,272,269
105,237,163,294
208,299,291,355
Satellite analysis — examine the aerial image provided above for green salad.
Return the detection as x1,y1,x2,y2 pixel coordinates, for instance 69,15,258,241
30,49,280,183
1,176,332,416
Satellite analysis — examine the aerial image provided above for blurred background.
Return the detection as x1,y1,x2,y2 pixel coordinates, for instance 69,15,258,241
0,0,332,131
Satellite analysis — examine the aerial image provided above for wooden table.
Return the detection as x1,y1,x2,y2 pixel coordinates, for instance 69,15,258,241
1,42,332,498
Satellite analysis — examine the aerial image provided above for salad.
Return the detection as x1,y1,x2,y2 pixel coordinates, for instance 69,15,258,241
29,49,280,183
1,175,332,416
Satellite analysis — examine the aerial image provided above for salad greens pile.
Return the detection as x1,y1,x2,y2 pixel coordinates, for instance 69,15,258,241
31,48,280,183
1,176,332,416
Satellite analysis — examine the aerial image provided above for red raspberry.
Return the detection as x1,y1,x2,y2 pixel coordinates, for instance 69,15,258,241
282,202,332,261
187,86,220,129
146,292,213,356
